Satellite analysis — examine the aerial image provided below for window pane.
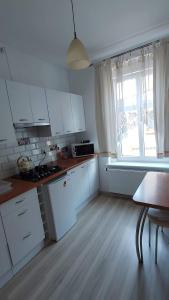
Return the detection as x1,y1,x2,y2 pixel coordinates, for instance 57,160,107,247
117,79,140,157
121,111,140,156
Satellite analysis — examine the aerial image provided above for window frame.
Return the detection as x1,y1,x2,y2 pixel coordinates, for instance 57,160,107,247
115,69,157,161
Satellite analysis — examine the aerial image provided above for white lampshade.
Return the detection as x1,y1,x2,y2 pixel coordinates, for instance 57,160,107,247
67,37,90,70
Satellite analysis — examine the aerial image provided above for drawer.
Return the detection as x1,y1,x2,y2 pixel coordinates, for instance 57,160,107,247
0,189,38,218
2,195,44,265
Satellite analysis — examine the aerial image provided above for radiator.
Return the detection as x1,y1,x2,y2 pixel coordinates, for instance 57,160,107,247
105,167,146,196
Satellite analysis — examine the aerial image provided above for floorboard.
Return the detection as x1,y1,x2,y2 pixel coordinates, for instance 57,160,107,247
1,194,169,300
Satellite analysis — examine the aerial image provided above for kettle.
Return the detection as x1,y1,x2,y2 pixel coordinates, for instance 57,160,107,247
17,156,33,173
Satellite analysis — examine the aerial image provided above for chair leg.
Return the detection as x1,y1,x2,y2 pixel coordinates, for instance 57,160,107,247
149,219,151,247
155,225,160,264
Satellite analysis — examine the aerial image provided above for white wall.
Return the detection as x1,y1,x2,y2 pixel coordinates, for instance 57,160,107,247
69,67,99,152
0,44,69,91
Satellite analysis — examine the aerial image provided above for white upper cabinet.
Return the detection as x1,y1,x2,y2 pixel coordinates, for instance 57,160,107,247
5,79,86,136
0,79,16,143
29,85,49,123
6,80,33,124
61,92,74,134
45,89,64,136
71,94,86,132
46,89,75,136
0,215,11,279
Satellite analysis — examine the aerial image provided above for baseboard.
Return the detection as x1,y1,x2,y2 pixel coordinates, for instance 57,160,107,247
100,191,132,200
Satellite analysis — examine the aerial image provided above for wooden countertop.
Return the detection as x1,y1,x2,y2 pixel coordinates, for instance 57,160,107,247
0,155,97,205
133,171,169,210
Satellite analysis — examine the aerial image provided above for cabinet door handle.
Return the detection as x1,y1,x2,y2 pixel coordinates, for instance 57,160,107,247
15,199,25,204
17,209,28,217
38,118,45,121
63,181,67,187
81,166,85,169
19,118,28,122
23,233,32,240
0,138,7,142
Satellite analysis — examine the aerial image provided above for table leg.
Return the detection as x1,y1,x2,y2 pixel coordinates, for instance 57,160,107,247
135,206,148,263
140,207,148,262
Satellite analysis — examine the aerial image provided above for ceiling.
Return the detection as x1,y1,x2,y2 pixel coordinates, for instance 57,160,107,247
0,0,169,67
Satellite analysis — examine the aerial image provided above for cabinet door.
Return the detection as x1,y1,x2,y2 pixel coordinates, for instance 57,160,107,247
88,158,99,196
48,176,76,240
0,216,11,278
79,163,90,206
45,89,64,136
61,93,74,134
68,167,83,209
67,164,90,209
71,94,86,132
0,79,16,143
6,80,33,123
29,85,49,123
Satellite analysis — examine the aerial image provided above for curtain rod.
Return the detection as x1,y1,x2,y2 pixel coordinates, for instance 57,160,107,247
90,39,160,67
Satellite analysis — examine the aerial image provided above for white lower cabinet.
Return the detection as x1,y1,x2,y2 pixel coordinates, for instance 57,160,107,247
0,216,11,279
0,189,44,266
68,158,99,210
88,158,99,196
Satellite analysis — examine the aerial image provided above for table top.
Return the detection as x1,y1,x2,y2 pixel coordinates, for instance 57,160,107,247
133,172,169,210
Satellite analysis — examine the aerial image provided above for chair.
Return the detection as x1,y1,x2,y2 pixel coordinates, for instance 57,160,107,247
148,208,169,264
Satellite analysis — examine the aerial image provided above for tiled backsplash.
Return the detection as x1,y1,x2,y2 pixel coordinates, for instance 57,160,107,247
0,127,76,179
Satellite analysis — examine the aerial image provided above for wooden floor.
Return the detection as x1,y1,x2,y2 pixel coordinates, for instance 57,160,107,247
1,194,169,300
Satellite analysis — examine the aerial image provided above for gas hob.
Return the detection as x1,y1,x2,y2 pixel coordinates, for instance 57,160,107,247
13,164,63,182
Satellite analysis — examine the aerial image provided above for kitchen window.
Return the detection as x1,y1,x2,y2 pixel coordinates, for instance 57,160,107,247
112,49,156,160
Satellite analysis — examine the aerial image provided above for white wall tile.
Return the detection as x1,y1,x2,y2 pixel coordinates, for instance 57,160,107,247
0,128,76,179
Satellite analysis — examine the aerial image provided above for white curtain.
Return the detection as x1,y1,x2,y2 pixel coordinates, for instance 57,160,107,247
95,59,117,156
153,40,169,157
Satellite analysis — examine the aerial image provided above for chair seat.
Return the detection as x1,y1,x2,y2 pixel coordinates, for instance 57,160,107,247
148,208,169,226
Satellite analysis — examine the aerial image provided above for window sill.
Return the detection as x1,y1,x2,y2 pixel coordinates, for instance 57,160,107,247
106,161,169,172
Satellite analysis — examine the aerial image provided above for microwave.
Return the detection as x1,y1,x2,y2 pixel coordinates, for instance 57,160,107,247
71,143,94,157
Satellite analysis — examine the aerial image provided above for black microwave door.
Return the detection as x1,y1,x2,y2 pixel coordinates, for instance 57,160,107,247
75,144,94,156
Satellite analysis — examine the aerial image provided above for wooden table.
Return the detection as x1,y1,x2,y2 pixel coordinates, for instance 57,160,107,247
133,171,169,263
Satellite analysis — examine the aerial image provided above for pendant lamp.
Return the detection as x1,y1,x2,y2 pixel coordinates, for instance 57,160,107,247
67,0,90,70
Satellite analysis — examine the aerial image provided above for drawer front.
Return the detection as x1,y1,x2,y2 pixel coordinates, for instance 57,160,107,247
0,189,38,218
2,196,44,265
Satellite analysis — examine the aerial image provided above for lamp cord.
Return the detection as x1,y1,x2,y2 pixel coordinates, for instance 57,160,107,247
70,0,77,39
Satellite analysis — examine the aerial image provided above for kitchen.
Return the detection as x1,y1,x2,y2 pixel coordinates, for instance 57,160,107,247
1,1,169,300
0,76,99,287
